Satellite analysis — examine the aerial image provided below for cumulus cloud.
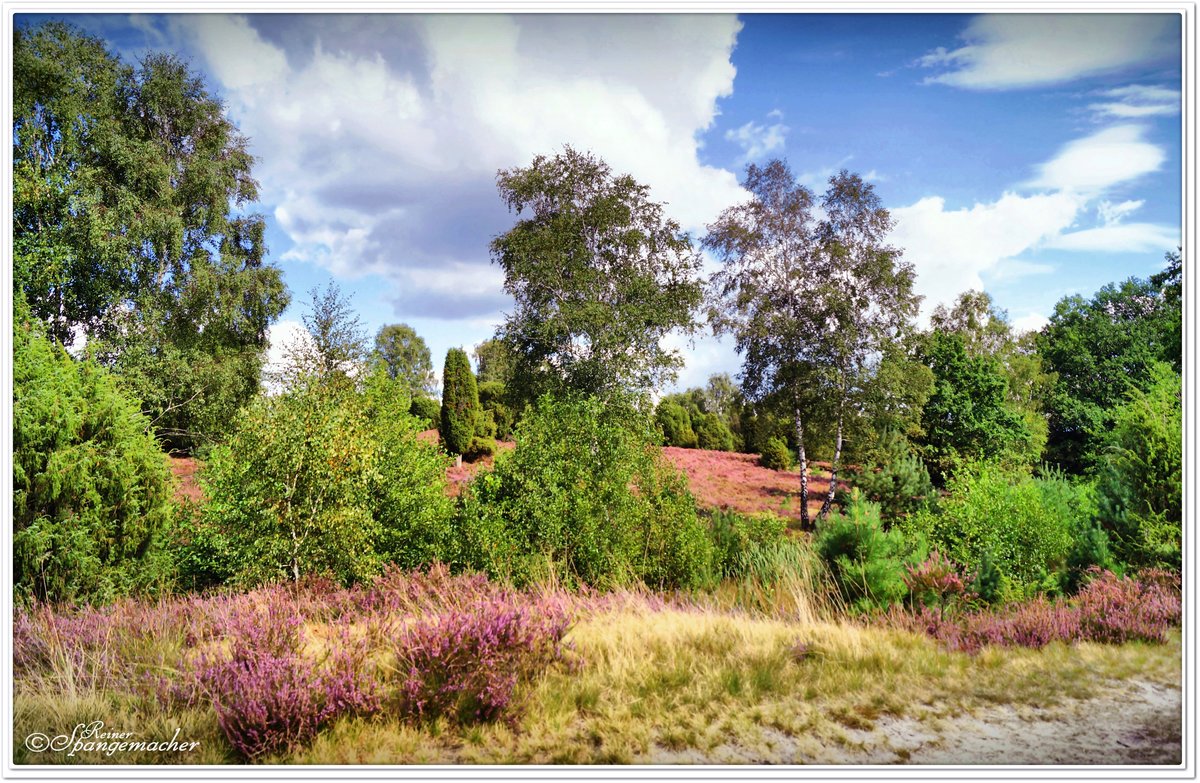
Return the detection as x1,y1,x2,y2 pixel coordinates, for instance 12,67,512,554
1028,124,1165,194
725,113,789,162
171,13,746,322
918,14,1177,89
892,121,1174,319
1011,312,1050,334
890,191,1083,319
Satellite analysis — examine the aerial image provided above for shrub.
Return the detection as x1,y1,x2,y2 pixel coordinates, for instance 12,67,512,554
457,393,711,589
1094,363,1182,570
440,347,479,458
477,380,516,440
387,591,571,725
200,370,454,587
759,437,793,471
814,492,921,612
902,461,1083,598
1075,568,1181,644
852,430,934,522
409,394,441,429
13,314,176,604
904,551,968,617
694,411,736,452
656,400,698,448
465,436,497,460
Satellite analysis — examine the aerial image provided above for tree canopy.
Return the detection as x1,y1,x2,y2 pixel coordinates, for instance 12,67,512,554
14,22,288,450
490,147,704,405
705,161,920,524
374,323,436,397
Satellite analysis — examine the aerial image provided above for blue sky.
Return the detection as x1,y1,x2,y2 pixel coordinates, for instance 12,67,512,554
17,12,1184,392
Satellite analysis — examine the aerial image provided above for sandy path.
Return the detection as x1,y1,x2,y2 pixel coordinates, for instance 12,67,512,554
646,678,1182,766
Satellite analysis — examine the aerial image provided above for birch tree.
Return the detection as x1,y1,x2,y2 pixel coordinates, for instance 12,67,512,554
706,161,919,525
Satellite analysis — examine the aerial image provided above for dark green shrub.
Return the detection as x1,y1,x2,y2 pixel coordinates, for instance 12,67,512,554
759,437,793,471
477,380,516,440
200,370,454,586
852,430,934,522
1094,363,1181,570
440,348,479,457
13,315,176,604
465,436,498,460
409,395,440,429
814,492,920,612
656,400,697,448
456,394,710,590
694,411,735,452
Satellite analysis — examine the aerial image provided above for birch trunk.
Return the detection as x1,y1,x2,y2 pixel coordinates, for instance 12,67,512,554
794,404,810,529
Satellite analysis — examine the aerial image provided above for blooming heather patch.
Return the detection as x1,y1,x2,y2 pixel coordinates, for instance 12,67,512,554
386,589,573,726
879,569,1182,653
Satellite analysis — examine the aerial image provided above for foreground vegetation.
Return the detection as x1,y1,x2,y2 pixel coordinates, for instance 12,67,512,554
14,565,1181,765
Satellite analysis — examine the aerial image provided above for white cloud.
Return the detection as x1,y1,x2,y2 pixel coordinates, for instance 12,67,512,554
1028,124,1164,194
1088,83,1181,119
1011,312,1050,334
725,116,788,162
174,14,747,321
1097,199,1144,225
890,191,1083,320
1046,222,1179,253
261,319,309,394
918,14,1177,89
982,258,1055,284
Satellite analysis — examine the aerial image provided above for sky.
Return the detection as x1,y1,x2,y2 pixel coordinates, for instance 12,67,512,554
16,11,1184,393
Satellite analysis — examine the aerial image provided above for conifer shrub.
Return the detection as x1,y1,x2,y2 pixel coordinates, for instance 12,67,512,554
814,492,922,612
694,411,736,452
852,430,934,522
13,313,176,604
759,436,793,471
408,395,440,429
656,399,698,448
440,348,479,458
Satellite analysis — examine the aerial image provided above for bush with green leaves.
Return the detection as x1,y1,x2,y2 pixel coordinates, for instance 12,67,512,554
656,399,698,448
14,314,176,604
694,411,736,452
1094,363,1182,570
852,429,934,522
456,393,711,590
408,395,440,430
814,492,921,612
197,370,454,587
759,437,793,471
477,381,516,441
902,461,1088,600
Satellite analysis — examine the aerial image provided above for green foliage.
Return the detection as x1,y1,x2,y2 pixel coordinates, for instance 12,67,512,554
1094,363,1182,570
455,394,711,590
408,395,441,430
759,437,793,471
1037,261,1181,474
279,283,369,389
491,147,703,404
473,338,514,386
915,330,1034,484
656,400,698,449
440,348,480,457
465,436,498,461
903,462,1087,598
706,509,788,581
814,492,919,612
851,430,933,521
374,323,435,397
15,23,288,450
13,314,175,604
694,411,736,452
197,371,454,586
477,381,516,441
